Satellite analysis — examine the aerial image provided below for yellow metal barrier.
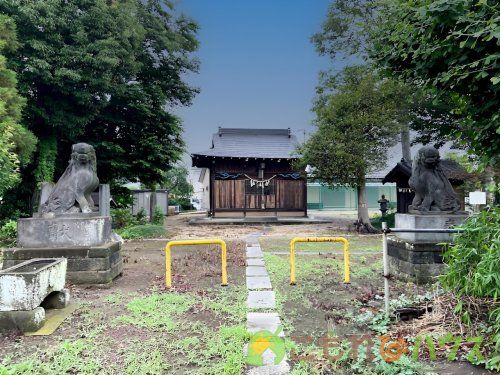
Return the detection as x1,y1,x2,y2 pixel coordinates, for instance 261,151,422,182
290,237,350,285
165,239,228,288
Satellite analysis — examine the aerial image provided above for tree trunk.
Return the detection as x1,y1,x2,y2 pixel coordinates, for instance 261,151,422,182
356,184,378,233
401,127,411,163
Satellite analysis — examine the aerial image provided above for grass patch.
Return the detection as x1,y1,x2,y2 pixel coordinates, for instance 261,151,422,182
117,224,167,239
116,292,197,331
0,338,101,375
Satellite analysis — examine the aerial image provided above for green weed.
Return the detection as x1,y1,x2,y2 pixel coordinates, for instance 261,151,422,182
116,292,197,330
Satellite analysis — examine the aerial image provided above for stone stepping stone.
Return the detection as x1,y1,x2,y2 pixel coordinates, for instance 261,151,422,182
247,291,275,309
247,258,265,266
246,247,264,258
247,358,290,374
246,276,272,290
247,312,281,334
246,266,268,277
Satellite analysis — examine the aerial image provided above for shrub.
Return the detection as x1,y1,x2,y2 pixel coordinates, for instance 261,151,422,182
370,211,395,229
0,220,17,240
111,208,135,229
151,206,164,225
440,207,499,298
117,224,166,240
110,183,134,208
136,208,148,225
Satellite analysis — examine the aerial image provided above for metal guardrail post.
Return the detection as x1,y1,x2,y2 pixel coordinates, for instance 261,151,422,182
290,237,350,285
165,239,228,288
382,222,390,315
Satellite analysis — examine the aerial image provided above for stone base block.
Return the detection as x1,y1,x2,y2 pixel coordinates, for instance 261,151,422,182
0,307,45,333
17,216,112,248
387,237,447,284
394,213,468,243
2,242,122,285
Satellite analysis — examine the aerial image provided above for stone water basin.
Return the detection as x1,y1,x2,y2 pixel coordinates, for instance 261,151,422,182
0,258,67,311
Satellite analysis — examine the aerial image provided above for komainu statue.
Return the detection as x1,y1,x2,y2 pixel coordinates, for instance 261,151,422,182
409,146,461,213
42,143,99,214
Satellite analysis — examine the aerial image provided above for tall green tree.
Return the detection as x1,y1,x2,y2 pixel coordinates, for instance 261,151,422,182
298,66,405,232
163,166,194,201
85,0,198,187
0,0,198,217
369,0,499,166
312,0,487,154
0,14,36,197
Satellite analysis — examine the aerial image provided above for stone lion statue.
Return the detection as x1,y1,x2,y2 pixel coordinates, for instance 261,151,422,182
42,143,99,214
408,146,461,213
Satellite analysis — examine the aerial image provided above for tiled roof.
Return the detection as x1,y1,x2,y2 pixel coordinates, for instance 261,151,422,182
191,128,299,159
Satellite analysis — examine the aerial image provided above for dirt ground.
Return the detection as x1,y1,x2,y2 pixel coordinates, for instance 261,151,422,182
0,235,249,374
0,214,494,374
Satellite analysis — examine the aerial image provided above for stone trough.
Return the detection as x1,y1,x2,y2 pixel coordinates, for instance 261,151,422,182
0,258,70,333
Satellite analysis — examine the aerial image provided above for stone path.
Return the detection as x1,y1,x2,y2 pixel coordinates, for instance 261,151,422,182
245,233,290,375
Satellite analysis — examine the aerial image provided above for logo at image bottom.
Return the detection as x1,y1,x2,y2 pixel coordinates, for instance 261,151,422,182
247,327,286,366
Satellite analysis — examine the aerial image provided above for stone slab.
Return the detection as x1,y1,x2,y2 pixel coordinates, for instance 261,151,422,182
247,312,281,333
247,291,276,309
246,267,269,277
247,258,265,266
17,216,112,248
246,276,272,290
2,242,122,285
247,247,264,258
247,358,290,375
394,213,468,243
2,242,120,260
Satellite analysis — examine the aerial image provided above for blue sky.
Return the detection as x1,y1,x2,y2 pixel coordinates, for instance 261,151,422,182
174,0,350,163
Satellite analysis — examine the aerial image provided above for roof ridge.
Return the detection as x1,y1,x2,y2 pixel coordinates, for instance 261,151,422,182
217,127,291,136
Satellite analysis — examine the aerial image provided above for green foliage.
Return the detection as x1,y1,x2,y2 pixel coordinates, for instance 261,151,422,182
169,197,194,211
135,208,148,225
298,66,405,188
0,219,16,240
369,0,500,165
117,224,166,239
0,15,36,197
0,339,100,374
298,65,407,229
111,208,135,229
33,136,57,183
441,208,500,298
151,206,164,225
371,212,395,230
163,166,194,200
116,292,197,331
110,182,134,209
0,0,199,211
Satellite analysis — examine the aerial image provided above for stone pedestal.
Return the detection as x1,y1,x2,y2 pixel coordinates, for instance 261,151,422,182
17,215,112,248
7,215,122,285
388,213,467,284
394,213,468,243
387,237,447,283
